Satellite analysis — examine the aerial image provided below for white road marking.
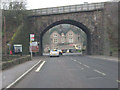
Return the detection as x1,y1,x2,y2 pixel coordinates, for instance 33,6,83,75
116,80,120,83
74,60,76,61
35,61,46,72
6,60,42,88
79,67,84,70
83,64,90,68
89,77,103,79
81,68,84,70
93,69,106,76
76,61,82,64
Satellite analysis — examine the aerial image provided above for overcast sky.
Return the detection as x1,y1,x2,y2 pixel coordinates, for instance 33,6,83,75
26,0,111,9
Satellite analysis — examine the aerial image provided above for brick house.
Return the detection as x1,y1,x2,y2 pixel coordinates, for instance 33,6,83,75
49,30,82,50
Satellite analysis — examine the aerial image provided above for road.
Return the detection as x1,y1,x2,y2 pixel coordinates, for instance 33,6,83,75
13,54,118,88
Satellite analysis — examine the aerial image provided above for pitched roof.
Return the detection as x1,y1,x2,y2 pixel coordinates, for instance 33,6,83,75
49,26,81,35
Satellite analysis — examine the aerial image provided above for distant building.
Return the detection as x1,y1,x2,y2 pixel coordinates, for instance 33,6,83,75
43,24,86,52
49,29,83,50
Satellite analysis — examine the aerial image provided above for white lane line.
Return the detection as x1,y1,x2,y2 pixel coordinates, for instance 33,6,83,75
83,64,90,68
73,60,76,61
81,68,84,70
6,60,42,88
116,80,120,83
93,69,106,76
79,67,84,70
72,60,84,69
78,62,82,64
89,77,103,79
35,61,46,72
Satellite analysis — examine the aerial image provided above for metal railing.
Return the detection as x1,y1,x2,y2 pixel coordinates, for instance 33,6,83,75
30,2,104,16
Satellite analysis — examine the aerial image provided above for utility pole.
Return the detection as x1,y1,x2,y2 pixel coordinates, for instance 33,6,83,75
4,16,7,55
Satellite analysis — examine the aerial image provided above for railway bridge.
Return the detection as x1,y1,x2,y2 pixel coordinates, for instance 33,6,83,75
27,2,118,56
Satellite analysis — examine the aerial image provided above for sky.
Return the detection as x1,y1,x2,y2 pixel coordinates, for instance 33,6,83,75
26,0,112,10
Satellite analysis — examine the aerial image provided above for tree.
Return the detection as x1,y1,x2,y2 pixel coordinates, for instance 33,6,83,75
2,0,27,10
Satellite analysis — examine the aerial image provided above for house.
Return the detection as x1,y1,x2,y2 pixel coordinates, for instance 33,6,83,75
43,25,86,52
49,29,82,50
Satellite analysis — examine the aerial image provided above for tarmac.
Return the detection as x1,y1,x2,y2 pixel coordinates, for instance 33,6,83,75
0,54,118,89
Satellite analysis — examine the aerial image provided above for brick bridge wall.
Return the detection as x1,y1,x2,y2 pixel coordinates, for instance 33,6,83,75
27,2,118,56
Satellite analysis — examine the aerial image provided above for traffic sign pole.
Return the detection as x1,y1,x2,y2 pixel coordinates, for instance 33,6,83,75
30,42,32,59
30,34,35,59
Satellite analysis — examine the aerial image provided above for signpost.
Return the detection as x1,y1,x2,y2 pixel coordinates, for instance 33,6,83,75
30,34,35,59
29,42,39,52
30,34,35,41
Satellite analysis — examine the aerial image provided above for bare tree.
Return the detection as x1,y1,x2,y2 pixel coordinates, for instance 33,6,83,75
1,0,27,10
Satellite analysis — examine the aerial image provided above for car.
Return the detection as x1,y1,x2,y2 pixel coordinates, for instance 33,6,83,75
49,49,59,57
69,49,73,53
66,49,69,53
58,49,63,55
62,49,67,53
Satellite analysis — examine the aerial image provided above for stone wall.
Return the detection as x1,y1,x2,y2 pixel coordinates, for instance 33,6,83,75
103,2,118,56
28,9,104,55
2,55,31,70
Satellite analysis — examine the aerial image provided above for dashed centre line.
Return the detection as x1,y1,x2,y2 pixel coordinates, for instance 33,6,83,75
83,64,90,68
73,59,90,68
93,69,106,76
73,60,76,61
78,62,82,64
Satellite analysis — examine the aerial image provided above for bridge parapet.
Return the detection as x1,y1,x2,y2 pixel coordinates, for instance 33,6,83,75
29,2,104,16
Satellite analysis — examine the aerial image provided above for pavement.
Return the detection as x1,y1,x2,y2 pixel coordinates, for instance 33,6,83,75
0,54,119,89
87,55,118,62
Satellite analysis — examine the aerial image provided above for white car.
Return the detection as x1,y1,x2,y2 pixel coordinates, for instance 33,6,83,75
58,49,63,55
50,49,59,57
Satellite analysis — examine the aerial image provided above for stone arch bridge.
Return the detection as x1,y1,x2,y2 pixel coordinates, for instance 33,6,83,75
27,2,118,56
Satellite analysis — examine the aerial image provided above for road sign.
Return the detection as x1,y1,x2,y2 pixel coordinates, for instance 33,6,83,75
30,41,38,46
30,34,35,41
29,42,39,52
29,46,39,52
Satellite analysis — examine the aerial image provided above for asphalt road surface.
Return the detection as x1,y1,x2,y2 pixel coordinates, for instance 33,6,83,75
14,54,119,88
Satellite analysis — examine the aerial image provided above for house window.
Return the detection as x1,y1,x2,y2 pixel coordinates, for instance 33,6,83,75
69,38,73,43
53,33,58,37
53,39,58,43
69,33,73,36
61,38,65,43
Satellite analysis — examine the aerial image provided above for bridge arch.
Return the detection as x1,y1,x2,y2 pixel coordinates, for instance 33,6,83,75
39,19,91,55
